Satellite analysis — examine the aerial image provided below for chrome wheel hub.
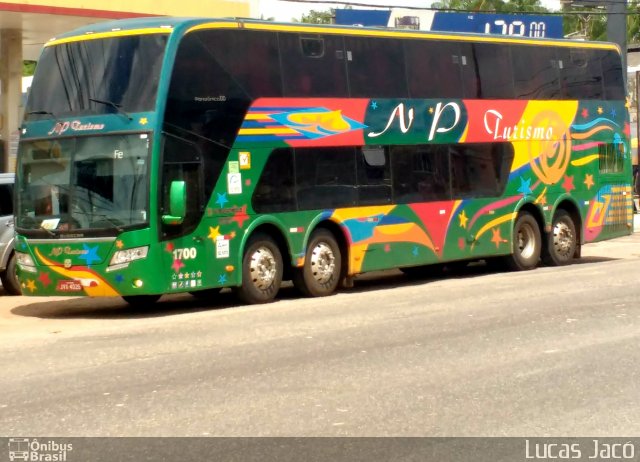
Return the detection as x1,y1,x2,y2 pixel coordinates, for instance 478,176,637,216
310,242,335,284
249,246,277,290
553,221,574,257
516,223,536,259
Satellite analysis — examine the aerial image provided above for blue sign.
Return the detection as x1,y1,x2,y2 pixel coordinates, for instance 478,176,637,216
431,12,563,39
335,9,390,27
334,9,563,39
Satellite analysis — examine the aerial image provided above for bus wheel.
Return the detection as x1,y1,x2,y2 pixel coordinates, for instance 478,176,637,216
505,211,541,271
122,295,161,305
1,252,21,295
542,210,576,266
293,229,341,297
236,233,283,304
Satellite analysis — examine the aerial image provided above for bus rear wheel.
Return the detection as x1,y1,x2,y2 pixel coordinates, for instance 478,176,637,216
293,229,341,297
505,211,541,271
542,210,576,266
236,233,283,304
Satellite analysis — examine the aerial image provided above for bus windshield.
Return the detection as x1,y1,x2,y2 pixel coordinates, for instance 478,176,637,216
16,134,151,236
25,34,168,120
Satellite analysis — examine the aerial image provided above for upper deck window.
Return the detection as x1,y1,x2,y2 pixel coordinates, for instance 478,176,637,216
25,33,168,120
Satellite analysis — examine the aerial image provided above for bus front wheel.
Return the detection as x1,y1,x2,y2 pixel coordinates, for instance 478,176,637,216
236,233,283,304
542,210,576,266
505,211,541,271
293,229,341,297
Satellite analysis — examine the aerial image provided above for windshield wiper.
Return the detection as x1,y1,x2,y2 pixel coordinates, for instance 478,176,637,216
92,215,125,233
38,225,56,237
89,98,132,121
27,110,57,119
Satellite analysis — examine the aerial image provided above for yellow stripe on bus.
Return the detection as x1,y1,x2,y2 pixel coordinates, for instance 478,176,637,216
186,21,619,51
245,114,274,121
238,128,299,135
46,28,172,47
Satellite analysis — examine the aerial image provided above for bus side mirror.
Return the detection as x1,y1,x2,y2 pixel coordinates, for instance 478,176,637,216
162,180,186,226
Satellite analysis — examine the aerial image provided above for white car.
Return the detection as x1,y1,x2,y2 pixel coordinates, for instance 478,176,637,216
0,173,20,295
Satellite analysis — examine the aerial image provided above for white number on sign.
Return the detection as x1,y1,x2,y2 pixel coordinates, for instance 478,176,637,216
173,247,197,260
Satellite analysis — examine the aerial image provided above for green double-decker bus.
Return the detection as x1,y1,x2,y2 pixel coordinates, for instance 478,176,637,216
14,17,632,304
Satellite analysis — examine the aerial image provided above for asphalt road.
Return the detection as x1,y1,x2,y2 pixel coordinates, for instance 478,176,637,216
1,233,640,437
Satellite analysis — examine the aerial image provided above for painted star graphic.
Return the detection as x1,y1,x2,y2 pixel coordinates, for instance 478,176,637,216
517,177,533,196
208,226,221,242
116,240,124,249
115,274,125,284
562,175,575,193
458,210,468,229
165,242,175,253
491,228,505,249
139,117,149,125
584,174,594,190
429,107,434,115
384,244,391,252
610,108,617,118
597,106,603,115
26,279,37,293
79,244,101,267
215,192,229,208
412,246,419,257
231,205,249,228
218,274,228,285
38,272,52,288
171,258,185,273
581,108,589,118
370,101,378,110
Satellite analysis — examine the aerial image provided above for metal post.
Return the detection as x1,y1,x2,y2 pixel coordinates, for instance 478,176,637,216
606,0,627,76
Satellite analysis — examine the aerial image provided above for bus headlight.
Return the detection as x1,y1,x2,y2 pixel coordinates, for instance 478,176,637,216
109,246,149,268
15,251,37,273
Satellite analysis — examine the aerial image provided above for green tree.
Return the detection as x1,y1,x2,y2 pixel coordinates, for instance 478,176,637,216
23,60,36,76
436,0,547,12
298,9,334,24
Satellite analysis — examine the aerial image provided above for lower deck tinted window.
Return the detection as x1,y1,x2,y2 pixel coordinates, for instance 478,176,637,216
253,149,295,213
451,143,514,198
296,147,357,209
392,145,451,203
253,142,515,213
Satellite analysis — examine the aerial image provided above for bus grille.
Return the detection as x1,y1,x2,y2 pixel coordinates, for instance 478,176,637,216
599,183,633,233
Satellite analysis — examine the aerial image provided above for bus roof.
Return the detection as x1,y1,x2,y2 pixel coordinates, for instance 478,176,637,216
44,16,620,53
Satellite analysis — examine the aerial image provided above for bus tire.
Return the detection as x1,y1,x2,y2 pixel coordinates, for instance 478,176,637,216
1,252,21,295
122,294,161,305
542,209,576,266
236,233,283,304
293,229,341,297
505,211,541,271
